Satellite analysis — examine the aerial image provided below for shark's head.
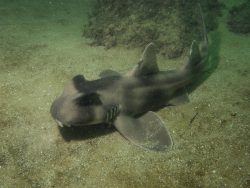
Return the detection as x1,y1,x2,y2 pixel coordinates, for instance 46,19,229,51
50,76,107,127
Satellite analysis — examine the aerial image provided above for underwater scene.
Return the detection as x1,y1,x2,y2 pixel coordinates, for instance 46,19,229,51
0,0,249,187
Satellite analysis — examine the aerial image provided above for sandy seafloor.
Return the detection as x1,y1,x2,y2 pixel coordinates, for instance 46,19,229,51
0,0,249,187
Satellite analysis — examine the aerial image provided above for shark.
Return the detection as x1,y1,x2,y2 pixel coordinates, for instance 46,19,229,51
50,14,208,152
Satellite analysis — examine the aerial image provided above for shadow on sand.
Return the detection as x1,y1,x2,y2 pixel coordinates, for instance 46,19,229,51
58,124,116,142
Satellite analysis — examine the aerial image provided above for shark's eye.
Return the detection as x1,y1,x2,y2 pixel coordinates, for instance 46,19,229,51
75,92,102,106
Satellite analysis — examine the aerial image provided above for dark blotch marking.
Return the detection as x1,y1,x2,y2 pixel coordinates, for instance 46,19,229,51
75,93,102,106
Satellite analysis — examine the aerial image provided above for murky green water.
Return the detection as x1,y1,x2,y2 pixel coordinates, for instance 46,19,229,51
0,0,249,187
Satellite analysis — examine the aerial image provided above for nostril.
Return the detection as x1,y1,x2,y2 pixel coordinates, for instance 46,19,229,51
55,119,64,127
55,119,71,127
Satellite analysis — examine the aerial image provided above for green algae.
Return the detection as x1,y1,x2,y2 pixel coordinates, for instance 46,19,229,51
227,0,250,34
83,0,223,58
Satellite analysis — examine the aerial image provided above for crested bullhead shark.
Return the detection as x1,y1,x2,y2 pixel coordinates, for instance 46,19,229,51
50,13,208,151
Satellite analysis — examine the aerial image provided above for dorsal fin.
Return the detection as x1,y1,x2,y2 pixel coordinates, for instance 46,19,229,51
183,4,208,71
184,40,201,70
129,43,159,77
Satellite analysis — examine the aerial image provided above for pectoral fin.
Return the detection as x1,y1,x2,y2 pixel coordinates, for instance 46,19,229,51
114,111,173,151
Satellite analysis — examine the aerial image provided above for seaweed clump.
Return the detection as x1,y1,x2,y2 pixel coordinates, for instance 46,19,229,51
227,1,250,34
83,0,223,58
